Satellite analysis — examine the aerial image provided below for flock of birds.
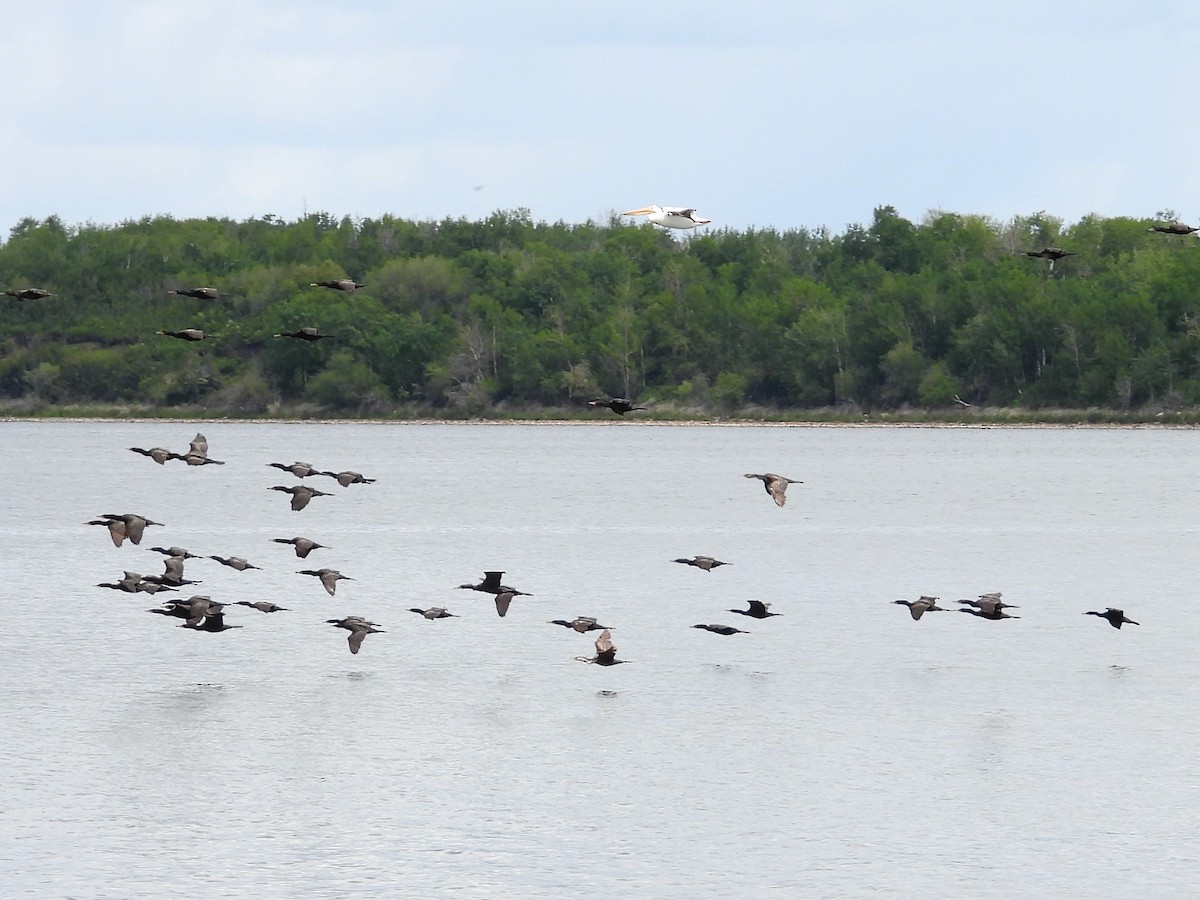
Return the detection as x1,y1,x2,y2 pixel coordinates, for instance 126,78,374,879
92,429,826,662
6,213,1197,349
91,426,1139,675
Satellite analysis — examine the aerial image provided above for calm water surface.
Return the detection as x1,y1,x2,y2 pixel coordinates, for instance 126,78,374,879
2,422,1200,897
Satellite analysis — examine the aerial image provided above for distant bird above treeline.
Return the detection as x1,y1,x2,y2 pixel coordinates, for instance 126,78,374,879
4,287,52,301
588,397,646,415
310,279,364,292
274,327,328,341
168,286,221,300
1147,222,1198,235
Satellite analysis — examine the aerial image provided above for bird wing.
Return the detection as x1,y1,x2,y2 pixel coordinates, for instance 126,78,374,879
494,590,515,618
189,433,208,457
320,571,339,595
595,629,615,655
765,477,788,507
347,629,366,654
481,571,504,591
291,490,310,511
125,516,148,544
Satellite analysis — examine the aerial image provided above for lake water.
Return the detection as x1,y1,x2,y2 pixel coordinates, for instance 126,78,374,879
2,421,1199,897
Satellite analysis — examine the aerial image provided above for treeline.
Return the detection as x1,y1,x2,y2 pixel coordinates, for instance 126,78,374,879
1,206,1199,417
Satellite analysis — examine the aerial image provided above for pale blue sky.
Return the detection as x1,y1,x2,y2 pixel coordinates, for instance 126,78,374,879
2,2,1197,235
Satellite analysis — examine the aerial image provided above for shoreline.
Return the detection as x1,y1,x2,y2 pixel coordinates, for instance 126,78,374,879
2,416,1197,430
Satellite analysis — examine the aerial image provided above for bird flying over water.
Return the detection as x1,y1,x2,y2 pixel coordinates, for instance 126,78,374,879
576,629,625,665
272,536,327,558
299,568,353,596
1085,607,1139,629
622,205,712,230
957,594,1019,615
549,616,609,633
410,607,457,620
319,470,376,486
86,513,163,547
458,571,530,596
208,555,260,571
729,600,779,619
692,623,749,635
237,601,288,613
268,461,322,478
893,596,946,620
744,473,802,507
269,485,333,510
674,556,729,572
327,616,384,654
129,446,178,465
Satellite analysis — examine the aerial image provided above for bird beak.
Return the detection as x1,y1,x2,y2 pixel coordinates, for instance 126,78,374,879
622,207,653,217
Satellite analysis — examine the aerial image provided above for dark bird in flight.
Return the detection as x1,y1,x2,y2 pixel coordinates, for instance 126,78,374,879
274,327,327,341
168,287,221,300
549,616,609,633
960,604,1020,620
179,452,225,466
587,397,646,415
319,470,376,487
410,607,457,619
269,484,333,510
157,595,229,627
175,433,223,465
892,596,946,620
1024,247,1075,271
729,600,780,619
156,554,194,586
182,610,242,633
87,513,163,547
458,571,530,596
97,571,175,594
156,328,206,342
272,536,327,558
327,616,384,654
236,600,288,613
674,555,729,572
310,279,364,292
268,461,322,478
150,546,201,559
957,594,1019,614
744,472,802,507
208,555,261,571
299,568,353,596
1085,607,1139,629
1024,247,1075,261
1148,222,1199,235
692,623,749,635
4,287,53,301
128,446,179,465
576,629,625,665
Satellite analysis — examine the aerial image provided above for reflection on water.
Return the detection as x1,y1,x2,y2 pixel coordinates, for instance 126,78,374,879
3,422,1200,896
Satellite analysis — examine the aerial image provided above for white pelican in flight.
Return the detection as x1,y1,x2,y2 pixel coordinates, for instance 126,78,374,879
622,205,712,230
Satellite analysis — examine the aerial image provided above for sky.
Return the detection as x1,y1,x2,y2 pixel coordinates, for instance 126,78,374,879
2,2,1198,237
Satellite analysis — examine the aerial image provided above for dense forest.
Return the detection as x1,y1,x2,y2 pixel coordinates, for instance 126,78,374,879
1,206,1199,419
